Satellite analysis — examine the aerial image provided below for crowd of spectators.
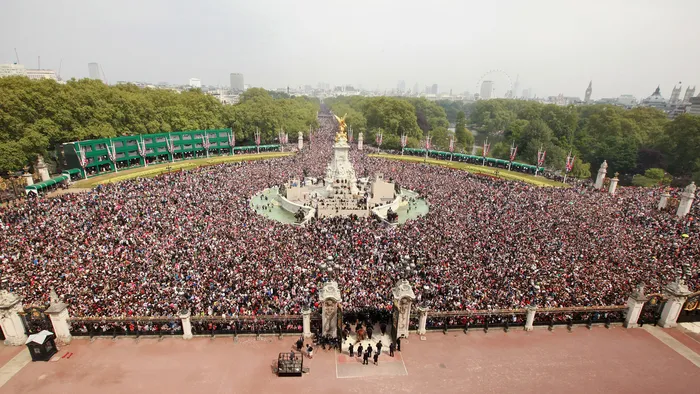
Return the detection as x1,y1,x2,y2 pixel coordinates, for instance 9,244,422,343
0,115,697,320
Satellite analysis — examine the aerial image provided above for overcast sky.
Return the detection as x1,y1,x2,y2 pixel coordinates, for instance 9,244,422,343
2,0,699,99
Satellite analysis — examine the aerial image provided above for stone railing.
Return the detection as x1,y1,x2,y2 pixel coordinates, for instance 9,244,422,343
0,279,696,346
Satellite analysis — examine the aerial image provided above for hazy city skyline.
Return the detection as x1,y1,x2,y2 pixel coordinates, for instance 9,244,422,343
2,0,699,99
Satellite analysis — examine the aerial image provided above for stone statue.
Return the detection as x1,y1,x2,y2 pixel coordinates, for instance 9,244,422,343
50,287,60,304
685,181,696,195
600,160,608,170
334,113,348,143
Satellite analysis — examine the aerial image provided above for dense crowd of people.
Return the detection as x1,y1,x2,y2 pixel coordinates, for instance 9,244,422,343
0,113,697,320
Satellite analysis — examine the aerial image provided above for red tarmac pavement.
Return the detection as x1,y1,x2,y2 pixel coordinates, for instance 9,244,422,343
1,327,698,394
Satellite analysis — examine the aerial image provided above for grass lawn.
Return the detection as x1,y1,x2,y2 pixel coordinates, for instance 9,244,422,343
71,152,293,188
370,153,568,187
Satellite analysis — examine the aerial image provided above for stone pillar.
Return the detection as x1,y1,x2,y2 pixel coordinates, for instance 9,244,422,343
594,160,608,190
659,280,692,328
319,281,341,338
0,291,27,346
658,192,671,210
358,132,364,151
392,279,416,339
36,155,50,182
525,306,537,331
301,307,312,338
608,176,619,196
23,173,34,186
417,306,428,335
624,284,648,328
298,131,303,151
677,182,696,218
45,288,71,344
180,309,193,339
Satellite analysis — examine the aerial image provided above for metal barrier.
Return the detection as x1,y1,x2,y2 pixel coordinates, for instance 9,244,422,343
69,318,183,338
190,315,304,336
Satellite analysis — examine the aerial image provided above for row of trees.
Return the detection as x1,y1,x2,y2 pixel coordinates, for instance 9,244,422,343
324,96,474,152
0,77,319,174
468,99,700,182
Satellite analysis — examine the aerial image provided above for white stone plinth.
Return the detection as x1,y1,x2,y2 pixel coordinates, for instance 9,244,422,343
0,291,27,346
677,182,696,218
180,310,193,339
45,288,71,344
302,307,312,338
358,132,363,150
658,192,671,210
594,160,608,190
659,280,692,328
624,284,648,328
609,177,619,196
417,307,428,335
298,131,303,150
392,280,416,339
36,155,50,182
319,281,342,338
525,307,537,331
23,173,34,186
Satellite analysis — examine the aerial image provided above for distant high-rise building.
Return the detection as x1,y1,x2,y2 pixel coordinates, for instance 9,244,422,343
431,84,438,95
397,80,406,93
585,81,592,103
669,84,682,105
0,64,28,78
522,88,532,99
513,75,520,98
480,81,494,100
230,73,244,91
88,63,100,80
413,82,419,95
189,78,201,88
682,86,696,104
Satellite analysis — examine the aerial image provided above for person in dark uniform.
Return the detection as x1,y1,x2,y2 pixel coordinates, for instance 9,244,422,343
396,337,401,351
380,322,387,336
367,344,373,358
373,352,379,365
362,350,370,365
367,326,373,339
348,342,354,357
376,340,383,355
357,343,363,358
296,337,304,351
389,342,395,357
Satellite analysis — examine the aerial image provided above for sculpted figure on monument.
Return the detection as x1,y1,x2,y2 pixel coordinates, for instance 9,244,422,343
334,114,348,142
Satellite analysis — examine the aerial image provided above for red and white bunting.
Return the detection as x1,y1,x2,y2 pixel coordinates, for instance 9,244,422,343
376,132,383,146
202,133,211,150
565,151,575,173
537,147,546,167
107,140,117,162
509,143,518,162
78,147,88,168
136,137,147,158
449,136,454,153
228,131,236,148
425,135,432,151
401,134,408,148
255,129,261,146
166,135,175,154
482,139,491,157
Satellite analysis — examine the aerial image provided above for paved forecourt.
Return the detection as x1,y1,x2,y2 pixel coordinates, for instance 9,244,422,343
0,326,698,394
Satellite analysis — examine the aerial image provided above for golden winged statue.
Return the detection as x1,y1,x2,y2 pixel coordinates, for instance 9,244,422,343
334,113,348,142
